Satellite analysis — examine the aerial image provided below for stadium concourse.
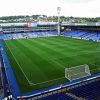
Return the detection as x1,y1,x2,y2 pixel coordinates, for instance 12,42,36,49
0,22,100,100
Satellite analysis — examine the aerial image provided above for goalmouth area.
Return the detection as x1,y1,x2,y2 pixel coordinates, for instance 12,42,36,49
2,36,100,93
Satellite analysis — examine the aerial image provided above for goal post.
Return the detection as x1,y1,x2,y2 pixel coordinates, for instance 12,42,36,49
65,64,91,81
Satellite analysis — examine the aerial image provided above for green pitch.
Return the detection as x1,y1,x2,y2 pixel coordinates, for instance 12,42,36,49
3,36,100,93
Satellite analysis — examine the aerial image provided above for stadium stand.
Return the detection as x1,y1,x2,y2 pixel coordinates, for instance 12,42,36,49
6,34,13,40
0,34,6,40
38,92,76,100
26,78,99,100
12,34,18,39
63,30,100,41
0,22,100,99
16,33,21,38
68,79,100,100
19,78,100,100
87,33,100,41
0,30,58,40
0,67,3,100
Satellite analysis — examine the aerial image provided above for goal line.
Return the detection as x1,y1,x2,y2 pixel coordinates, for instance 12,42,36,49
29,77,65,86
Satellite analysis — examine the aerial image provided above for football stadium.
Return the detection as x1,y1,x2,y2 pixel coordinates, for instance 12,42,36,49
0,21,100,100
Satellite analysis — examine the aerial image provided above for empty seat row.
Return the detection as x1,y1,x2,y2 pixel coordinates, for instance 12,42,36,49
38,92,75,100
68,80,100,100
63,30,100,41
0,31,58,40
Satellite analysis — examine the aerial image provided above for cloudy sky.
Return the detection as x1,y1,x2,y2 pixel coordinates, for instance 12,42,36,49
0,0,100,17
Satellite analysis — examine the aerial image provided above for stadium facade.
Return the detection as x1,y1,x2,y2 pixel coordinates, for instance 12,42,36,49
0,22,100,100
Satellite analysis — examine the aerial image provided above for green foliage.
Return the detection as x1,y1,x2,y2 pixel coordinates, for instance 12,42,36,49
0,15,100,23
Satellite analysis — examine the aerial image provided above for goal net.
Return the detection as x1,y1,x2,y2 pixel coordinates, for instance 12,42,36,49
65,64,91,81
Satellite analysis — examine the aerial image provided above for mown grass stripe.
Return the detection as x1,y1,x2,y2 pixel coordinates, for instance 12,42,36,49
3,36,100,93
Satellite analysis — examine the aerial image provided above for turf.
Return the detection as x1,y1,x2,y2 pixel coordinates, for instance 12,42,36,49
2,36,100,93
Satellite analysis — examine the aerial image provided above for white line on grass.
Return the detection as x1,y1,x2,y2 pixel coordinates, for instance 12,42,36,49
4,41,32,85
30,77,65,86
4,41,67,86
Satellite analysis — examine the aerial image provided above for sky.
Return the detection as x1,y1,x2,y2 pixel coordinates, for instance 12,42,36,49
0,0,100,17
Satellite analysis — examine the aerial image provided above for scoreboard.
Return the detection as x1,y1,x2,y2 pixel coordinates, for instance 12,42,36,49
27,22,37,27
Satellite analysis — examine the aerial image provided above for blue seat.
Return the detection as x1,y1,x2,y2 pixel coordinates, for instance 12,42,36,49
39,92,75,100
68,80,100,99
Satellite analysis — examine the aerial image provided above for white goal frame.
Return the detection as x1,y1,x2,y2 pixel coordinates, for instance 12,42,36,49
65,64,91,81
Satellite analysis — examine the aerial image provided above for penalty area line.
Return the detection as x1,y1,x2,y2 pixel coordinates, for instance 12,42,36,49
4,41,66,86
30,76,65,86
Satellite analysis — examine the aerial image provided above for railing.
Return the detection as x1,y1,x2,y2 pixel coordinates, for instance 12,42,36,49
17,76,100,100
